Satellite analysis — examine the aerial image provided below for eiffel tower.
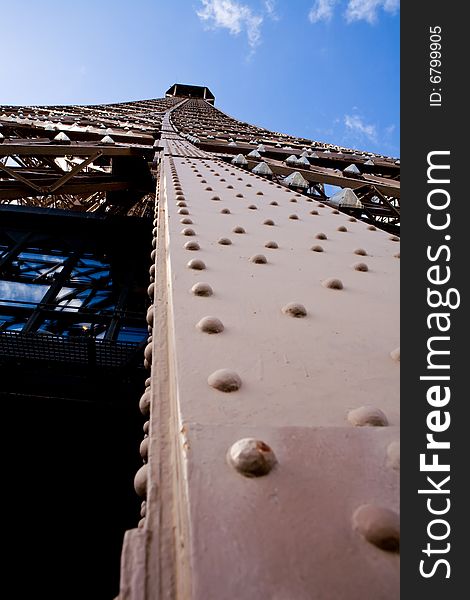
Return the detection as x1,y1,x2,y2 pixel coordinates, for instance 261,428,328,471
0,84,399,599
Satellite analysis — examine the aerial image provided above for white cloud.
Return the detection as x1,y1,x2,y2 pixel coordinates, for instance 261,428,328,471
309,0,338,23
345,0,400,24
308,0,399,25
344,114,377,142
264,0,279,20
196,0,264,49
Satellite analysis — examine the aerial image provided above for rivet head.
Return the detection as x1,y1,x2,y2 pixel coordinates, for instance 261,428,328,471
349,217,357,222
146,305,154,327
236,193,244,198
180,217,193,224
140,437,149,461
352,504,400,552
218,237,232,245
322,277,343,289
310,210,319,215
227,438,277,477
187,259,206,270
289,214,299,220
208,368,241,392
139,391,151,416
221,208,231,214
337,225,348,232
289,197,297,203
389,235,400,241
196,316,224,334
178,208,189,215
181,228,195,236
270,201,278,206
143,421,150,435
248,204,257,210
176,201,187,207
347,406,388,427
390,347,400,361
233,226,246,234
311,245,324,252
282,302,307,318
354,248,367,256
205,186,213,191
191,282,213,296
394,252,400,259
256,191,264,195
134,464,148,497
227,184,233,189
368,225,377,231
264,219,275,226
387,440,400,471
175,195,185,201
250,254,267,264
353,262,368,272
265,241,278,249
315,232,327,240
332,209,340,214
184,241,200,251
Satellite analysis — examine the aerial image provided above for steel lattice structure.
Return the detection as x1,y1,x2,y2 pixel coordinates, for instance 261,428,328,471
0,84,399,600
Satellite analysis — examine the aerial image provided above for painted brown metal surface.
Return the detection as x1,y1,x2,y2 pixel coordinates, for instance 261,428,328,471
1,88,399,599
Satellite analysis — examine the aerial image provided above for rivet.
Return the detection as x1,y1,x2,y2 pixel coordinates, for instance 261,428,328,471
263,219,275,226
310,210,319,215
149,264,156,278
200,179,207,183
349,217,357,222
180,217,193,224
387,440,400,471
143,358,150,370
205,186,213,191
248,204,257,210
138,517,145,529
352,504,399,552
146,305,154,327
178,208,189,215
139,391,151,416
191,282,213,297
390,347,400,361
227,185,233,189
233,226,246,234
389,235,400,241
175,195,185,201
177,201,187,207
181,228,195,236
368,225,377,231
290,198,297,203
282,302,307,318
265,241,278,249
211,195,221,201
184,241,200,251
147,282,155,298
394,252,400,259
315,232,327,240
311,245,324,252
332,209,340,214
134,464,148,497
196,316,224,334
289,214,299,220
218,237,232,245
227,438,277,477
250,254,267,264
256,191,264,195
322,278,343,289
347,406,388,427
208,368,242,392
270,201,278,206
143,421,150,434
317,203,325,207
144,377,151,388
236,193,244,198
353,262,368,272
354,248,367,256
337,225,348,232
144,343,152,362
221,208,231,214
187,259,206,270
140,501,147,517
140,438,149,461
246,183,252,187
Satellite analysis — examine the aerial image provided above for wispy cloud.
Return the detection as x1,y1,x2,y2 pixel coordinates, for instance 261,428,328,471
196,0,264,49
264,0,279,20
309,0,338,23
308,0,399,24
344,113,377,143
345,0,399,24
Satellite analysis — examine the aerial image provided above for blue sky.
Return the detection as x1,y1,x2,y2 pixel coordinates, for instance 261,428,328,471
1,0,399,156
